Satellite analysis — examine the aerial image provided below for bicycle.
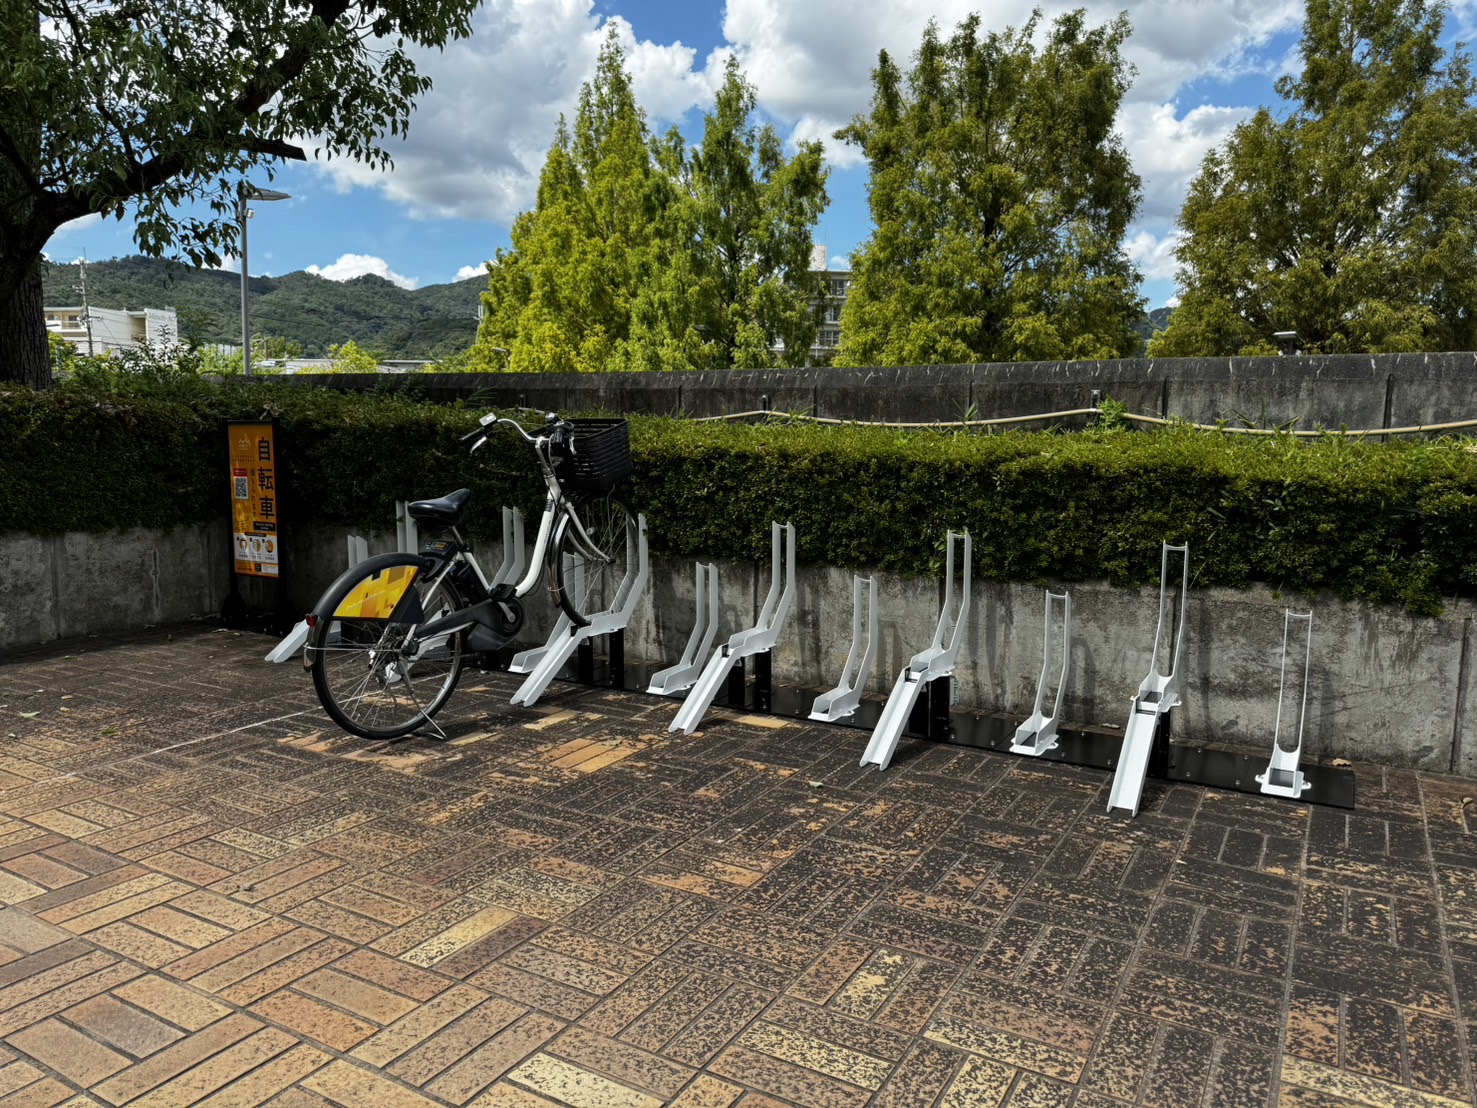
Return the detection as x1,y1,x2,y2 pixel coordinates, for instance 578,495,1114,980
304,412,637,740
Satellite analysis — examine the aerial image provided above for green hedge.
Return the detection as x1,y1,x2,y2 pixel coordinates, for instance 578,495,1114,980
3,379,1476,615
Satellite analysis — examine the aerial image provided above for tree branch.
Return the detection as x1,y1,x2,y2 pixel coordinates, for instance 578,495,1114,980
50,0,350,225
0,122,45,198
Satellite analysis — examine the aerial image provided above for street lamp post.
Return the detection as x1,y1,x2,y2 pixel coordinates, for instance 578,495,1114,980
238,182,290,377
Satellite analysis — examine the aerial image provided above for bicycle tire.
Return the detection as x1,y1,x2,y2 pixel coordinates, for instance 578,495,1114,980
309,553,466,739
553,490,637,627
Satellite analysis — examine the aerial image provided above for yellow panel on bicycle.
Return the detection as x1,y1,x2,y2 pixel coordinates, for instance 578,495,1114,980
333,565,418,619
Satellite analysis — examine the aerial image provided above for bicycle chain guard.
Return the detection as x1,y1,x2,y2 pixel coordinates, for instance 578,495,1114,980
467,584,524,652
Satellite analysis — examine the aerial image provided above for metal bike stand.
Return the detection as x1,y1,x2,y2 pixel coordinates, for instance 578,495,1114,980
511,515,649,707
508,597,575,674
1107,542,1189,817
809,575,878,723
648,562,721,695
860,531,972,771
489,507,526,588
1011,589,1072,756
266,531,377,663
1256,610,1315,799
395,500,419,556
669,522,796,735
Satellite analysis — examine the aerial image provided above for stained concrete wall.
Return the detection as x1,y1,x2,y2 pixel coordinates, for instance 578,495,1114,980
0,524,230,652
5,522,1474,777
295,351,1477,431
609,544,1477,776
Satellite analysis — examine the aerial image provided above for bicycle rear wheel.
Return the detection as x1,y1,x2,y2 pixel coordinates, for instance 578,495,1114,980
554,490,637,626
309,554,465,739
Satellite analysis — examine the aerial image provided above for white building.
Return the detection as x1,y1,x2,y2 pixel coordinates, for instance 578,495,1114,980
44,306,178,355
812,270,851,360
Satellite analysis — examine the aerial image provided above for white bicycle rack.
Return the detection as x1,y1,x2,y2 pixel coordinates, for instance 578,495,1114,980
1011,590,1072,756
809,575,878,723
1256,610,1314,799
395,501,419,558
1106,542,1189,817
489,507,526,588
510,515,649,707
860,532,971,771
669,522,796,735
647,562,720,696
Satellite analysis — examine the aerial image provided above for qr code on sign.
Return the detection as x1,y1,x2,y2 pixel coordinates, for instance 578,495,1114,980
234,476,249,500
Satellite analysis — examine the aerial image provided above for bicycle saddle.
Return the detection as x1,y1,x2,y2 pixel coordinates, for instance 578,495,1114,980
407,488,471,528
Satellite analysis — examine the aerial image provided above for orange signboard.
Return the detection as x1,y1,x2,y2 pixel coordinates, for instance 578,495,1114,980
228,422,280,578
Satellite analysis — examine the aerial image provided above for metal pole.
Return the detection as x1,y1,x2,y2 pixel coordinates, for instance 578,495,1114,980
238,184,252,377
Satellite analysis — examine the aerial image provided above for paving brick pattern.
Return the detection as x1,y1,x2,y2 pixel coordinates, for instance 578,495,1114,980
0,625,1474,1105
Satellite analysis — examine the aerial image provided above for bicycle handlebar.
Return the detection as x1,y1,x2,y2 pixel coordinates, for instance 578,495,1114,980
463,412,574,453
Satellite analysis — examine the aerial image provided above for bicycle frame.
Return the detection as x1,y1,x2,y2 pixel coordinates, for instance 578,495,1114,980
403,415,611,648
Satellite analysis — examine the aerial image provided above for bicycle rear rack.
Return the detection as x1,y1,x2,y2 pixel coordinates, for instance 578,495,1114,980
266,505,527,665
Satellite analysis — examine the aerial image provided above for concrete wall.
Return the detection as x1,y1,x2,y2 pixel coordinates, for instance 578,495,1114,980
297,351,1477,431
619,552,1477,776
0,524,230,651
5,521,1474,777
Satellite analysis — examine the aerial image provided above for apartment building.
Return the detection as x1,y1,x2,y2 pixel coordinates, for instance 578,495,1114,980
44,306,178,355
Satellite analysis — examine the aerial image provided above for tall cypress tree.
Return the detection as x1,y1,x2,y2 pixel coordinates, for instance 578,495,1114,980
1153,0,1477,356
623,58,829,371
476,28,661,373
835,11,1144,367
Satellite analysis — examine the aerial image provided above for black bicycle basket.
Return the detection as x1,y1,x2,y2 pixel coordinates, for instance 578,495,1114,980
552,419,633,491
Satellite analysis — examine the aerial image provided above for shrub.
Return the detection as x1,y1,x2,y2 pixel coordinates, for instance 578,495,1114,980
3,377,1475,615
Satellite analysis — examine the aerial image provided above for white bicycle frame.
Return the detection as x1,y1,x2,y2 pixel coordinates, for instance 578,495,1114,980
471,413,610,599
406,414,612,647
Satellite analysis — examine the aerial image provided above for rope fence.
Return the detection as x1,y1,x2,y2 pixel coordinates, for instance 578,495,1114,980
690,406,1477,438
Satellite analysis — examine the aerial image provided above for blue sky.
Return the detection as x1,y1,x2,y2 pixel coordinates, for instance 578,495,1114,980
41,1,1477,308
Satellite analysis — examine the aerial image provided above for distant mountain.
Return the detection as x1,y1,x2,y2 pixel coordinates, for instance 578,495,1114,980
1132,305,1174,346
42,255,484,360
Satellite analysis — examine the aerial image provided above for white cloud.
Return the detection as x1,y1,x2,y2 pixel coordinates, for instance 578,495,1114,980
1125,229,1182,282
311,0,1307,259
307,253,419,289
49,213,103,239
311,1,722,225
1121,101,1255,223
719,1,1300,163
456,263,491,282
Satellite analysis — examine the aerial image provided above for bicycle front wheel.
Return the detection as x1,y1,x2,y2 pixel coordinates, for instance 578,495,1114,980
309,554,465,739
554,490,637,626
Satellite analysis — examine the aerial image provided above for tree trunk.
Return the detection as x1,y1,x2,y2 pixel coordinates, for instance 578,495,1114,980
0,266,51,389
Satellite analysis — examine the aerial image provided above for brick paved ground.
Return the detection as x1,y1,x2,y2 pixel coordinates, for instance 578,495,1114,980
0,625,1474,1106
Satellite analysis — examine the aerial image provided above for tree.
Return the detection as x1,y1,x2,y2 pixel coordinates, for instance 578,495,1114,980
1,0,477,389
625,58,829,371
474,29,663,373
327,340,379,373
1152,0,1477,357
476,44,829,372
834,10,1144,367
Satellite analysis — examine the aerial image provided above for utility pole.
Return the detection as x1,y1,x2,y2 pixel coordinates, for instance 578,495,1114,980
78,253,95,356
